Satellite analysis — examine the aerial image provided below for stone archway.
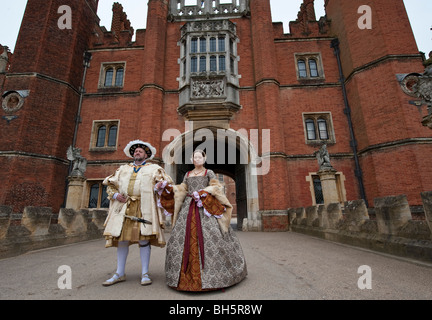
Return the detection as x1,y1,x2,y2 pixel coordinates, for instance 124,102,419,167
162,127,261,231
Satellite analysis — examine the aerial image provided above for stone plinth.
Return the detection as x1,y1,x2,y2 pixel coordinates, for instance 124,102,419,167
318,168,339,205
65,176,85,210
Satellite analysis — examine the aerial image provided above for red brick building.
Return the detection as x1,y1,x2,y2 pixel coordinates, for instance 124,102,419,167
1,0,430,231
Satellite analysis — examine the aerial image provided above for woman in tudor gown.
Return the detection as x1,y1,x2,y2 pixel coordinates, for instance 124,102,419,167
155,150,247,291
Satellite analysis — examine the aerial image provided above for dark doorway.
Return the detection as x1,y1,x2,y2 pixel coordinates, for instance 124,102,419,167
174,139,248,231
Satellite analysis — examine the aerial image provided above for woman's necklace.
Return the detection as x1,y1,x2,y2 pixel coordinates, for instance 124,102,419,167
192,168,205,176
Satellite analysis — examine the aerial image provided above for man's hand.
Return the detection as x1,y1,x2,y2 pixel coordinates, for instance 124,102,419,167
155,181,165,190
116,194,128,203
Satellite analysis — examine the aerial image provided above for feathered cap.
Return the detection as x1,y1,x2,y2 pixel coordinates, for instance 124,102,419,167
123,140,156,160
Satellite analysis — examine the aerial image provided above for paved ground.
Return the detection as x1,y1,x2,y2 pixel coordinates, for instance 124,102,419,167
1,230,432,301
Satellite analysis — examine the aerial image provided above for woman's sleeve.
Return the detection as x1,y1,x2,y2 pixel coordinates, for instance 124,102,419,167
207,169,217,180
199,190,226,217
182,171,189,184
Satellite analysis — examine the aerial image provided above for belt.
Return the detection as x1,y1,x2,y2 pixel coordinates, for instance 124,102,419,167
124,196,151,226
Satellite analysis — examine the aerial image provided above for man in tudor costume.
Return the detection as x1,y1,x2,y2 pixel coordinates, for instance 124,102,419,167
102,140,173,286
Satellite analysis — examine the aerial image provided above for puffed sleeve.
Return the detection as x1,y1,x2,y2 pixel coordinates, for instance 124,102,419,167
206,169,217,180
103,168,120,200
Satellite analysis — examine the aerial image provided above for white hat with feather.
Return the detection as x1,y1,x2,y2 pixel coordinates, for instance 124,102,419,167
123,140,156,160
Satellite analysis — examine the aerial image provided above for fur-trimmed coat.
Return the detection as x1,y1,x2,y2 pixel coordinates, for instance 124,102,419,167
102,163,173,248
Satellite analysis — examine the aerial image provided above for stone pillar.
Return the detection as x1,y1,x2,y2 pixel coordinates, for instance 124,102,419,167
65,176,85,210
420,191,432,239
318,168,339,205
374,195,412,235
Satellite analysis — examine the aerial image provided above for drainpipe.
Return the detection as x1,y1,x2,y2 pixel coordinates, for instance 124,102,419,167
331,39,368,207
62,51,92,208
72,51,92,148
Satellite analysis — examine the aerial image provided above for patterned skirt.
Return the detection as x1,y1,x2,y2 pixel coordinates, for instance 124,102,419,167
165,197,247,291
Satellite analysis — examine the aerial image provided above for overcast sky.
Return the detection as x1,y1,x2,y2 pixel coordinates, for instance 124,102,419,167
0,0,430,54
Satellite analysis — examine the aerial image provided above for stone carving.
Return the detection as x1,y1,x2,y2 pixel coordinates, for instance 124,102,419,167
0,46,9,73
314,144,333,170
181,19,236,37
191,79,225,98
170,0,249,21
423,51,432,76
399,51,432,128
67,146,87,177
399,51,432,106
1,90,29,114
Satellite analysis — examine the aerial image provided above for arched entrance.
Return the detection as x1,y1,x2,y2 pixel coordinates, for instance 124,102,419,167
162,127,261,231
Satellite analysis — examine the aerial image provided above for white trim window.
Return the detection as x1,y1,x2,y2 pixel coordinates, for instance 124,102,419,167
99,62,126,88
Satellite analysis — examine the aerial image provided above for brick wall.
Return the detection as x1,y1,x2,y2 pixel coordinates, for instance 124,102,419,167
0,0,100,212
2,0,430,215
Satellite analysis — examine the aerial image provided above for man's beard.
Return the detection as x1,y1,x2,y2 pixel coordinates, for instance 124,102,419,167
134,156,146,163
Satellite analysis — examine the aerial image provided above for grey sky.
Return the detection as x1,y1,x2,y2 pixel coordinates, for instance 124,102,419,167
0,1,430,54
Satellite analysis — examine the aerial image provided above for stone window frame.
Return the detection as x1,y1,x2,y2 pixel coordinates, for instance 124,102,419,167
306,172,347,206
178,20,240,91
89,120,120,152
302,112,336,145
295,53,325,81
98,62,126,89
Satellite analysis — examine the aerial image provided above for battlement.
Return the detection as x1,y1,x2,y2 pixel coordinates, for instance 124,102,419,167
260,192,432,263
168,0,249,21
0,206,107,259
